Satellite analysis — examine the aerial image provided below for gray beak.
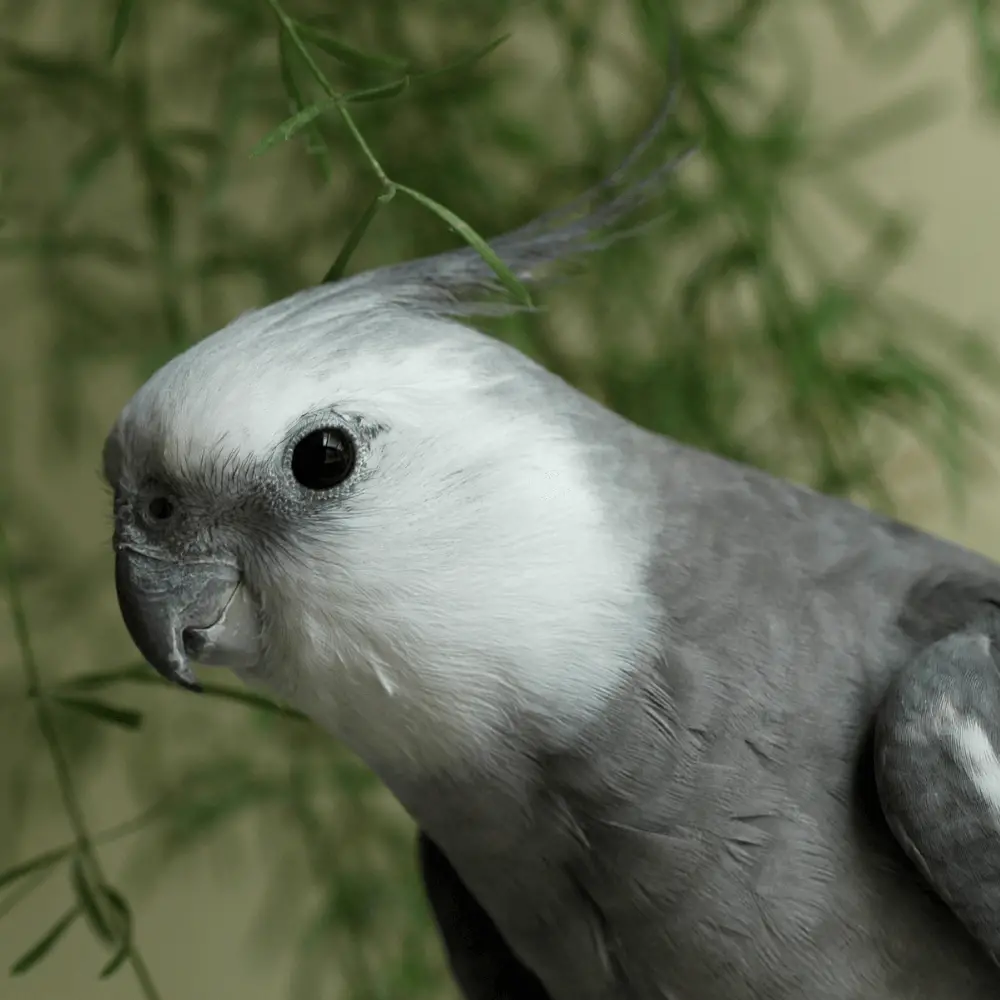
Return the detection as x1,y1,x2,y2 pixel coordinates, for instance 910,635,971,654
114,547,261,692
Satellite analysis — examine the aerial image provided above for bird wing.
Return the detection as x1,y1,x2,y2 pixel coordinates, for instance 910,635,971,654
875,601,1000,969
418,831,553,1000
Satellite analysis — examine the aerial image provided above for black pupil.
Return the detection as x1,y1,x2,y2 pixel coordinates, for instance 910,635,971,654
292,428,354,490
148,496,174,520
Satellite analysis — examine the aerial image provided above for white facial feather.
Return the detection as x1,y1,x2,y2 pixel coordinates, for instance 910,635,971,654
114,287,663,776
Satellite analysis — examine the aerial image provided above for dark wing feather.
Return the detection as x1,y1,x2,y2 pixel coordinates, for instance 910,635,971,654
418,831,552,1000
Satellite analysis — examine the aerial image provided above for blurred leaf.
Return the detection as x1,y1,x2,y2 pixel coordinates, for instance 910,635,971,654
346,77,410,102
0,847,69,893
58,133,122,215
53,694,143,731
108,0,137,60
152,758,281,856
0,866,60,925
276,25,335,181
816,0,874,44
0,42,116,119
413,33,511,79
806,86,947,169
70,856,114,943
969,0,1000,110
60,666,306,718
296,23,408,73
99,928,131,978
9,906,80,975
324,190,389,281
869,1,951,67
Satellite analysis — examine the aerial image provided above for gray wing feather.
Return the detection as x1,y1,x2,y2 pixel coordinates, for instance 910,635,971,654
417,831,552,1000
875,617,1000,968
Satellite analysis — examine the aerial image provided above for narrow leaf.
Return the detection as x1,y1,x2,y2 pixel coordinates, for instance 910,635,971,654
108,0,137,60
57,665,150,690
251,98,339,156
344,77,409,103
0,848,69,893
323,190,388,282
53,694,143,730
10,906,80,975
396,184,532,307
0,44,111,95
411,34,509,82
809,87,946,170
100,945,130,979
296,23,407,72
277,28,334,181
98,889,132,978
0,866,59,925
60,133,121,211
71,858,113,943
277,30,309,111
60,666,306,718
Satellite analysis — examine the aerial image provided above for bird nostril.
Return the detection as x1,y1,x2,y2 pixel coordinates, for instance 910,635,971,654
147,496,174,521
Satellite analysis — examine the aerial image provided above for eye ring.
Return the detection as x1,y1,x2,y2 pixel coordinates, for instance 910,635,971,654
291,426,356,490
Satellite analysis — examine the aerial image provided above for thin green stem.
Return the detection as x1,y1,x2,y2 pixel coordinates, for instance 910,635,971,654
1,796,178,893
0,518,165,1000
264,0,394,189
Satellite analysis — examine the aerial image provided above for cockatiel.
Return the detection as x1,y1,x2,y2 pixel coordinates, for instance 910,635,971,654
104,98,1000,999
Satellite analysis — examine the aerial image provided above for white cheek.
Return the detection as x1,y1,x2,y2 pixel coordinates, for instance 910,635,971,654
253,394,661,774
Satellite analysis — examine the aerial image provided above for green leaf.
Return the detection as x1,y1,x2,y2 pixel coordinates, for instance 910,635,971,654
108,0,137,60
251,98,339,156
59,133,121,212
52,694,143,730
58,665,150,690
9,906,80,975
98,890,132,978
0,848,70,893
296,23,407,72
808,87,946,170
71,857,113,943
59,666,306,719
276,27,334,181
0,44,111,95
396,184,532,307
0,866,59,925
344,77,409,103
816,0,874,44
100,943,130,979
411,34,510,82
323,190,389,282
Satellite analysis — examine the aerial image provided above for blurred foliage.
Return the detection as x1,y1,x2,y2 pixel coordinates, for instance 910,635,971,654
1,0,999,998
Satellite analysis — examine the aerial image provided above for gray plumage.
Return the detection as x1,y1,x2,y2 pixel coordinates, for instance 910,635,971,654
103,97,1000,999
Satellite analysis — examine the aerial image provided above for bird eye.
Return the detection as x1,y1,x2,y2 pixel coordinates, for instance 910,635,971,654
291,427,355,490
147,496,175,521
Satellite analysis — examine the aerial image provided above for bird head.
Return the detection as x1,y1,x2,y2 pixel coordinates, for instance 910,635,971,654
104,281,660,775
104,117,682,774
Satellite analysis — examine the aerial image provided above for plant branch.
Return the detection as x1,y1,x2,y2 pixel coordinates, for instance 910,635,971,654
0,517,165,999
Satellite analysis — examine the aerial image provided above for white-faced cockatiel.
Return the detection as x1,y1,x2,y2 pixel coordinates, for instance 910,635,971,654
104,98,1000,999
